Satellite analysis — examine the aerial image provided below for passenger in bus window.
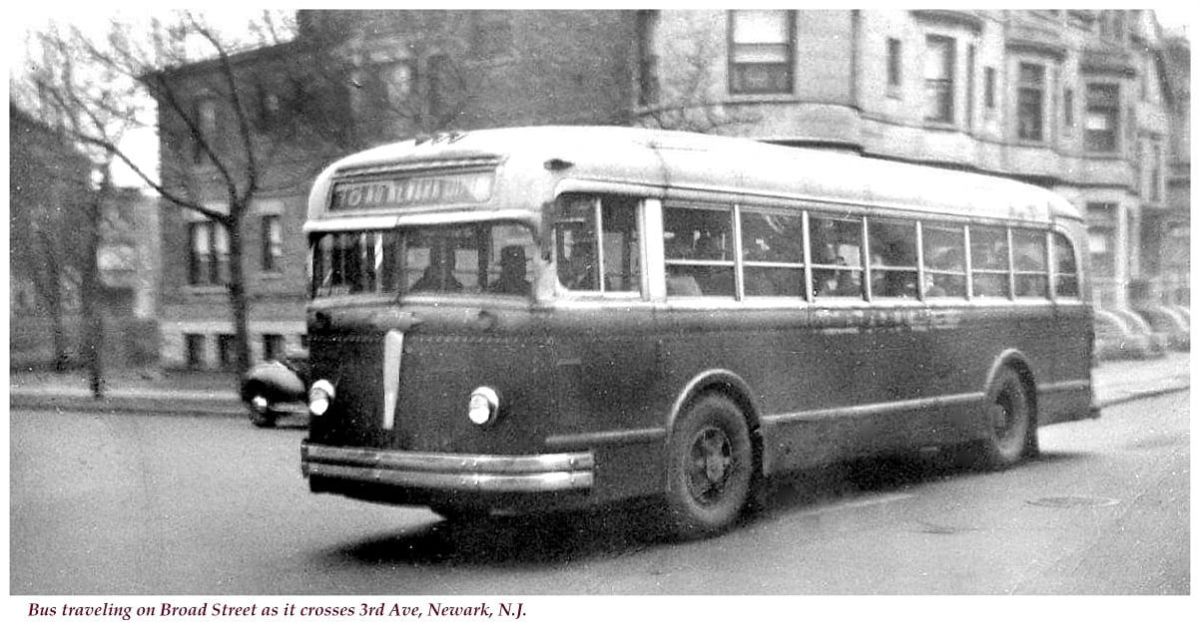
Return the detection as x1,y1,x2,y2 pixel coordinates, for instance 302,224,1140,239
744,269,778,296
411,248,463,292
821,257,861,297
489,245,532,296
924,274,948,297
562,239,598,290
666,270,703,296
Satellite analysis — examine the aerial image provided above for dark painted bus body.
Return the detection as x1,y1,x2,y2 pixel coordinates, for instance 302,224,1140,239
300,127,1094,536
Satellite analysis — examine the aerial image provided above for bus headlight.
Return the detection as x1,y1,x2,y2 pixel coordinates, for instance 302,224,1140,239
309,380,336,417
467,387,501,426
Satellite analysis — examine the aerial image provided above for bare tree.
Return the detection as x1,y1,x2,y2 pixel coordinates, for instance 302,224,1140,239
15,11,328,379
12,20,133,396
636,14,761,134
9,103,95,374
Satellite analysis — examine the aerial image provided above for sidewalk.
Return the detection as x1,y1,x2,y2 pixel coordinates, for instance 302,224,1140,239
7,352,1191,417
7,368,244,417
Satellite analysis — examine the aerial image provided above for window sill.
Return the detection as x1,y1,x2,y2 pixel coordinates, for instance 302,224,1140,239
922,120,959,132
725,93,800,104
184,285,227,294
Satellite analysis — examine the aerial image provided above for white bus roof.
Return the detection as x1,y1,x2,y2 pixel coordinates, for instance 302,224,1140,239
309,126,1081,225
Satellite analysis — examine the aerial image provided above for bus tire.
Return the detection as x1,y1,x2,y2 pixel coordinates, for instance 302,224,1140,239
975,367,1033,470
664,394,753,539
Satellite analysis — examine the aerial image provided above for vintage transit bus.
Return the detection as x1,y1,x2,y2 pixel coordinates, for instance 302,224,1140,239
299,126,1095,537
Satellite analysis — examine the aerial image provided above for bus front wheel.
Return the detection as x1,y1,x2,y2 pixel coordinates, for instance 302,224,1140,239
975,368,1033,469
664,394,753,539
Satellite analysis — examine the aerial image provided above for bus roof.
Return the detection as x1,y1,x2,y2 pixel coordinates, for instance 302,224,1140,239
309,126,1082,225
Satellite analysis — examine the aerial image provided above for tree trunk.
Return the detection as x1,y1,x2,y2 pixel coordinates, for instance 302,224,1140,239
47,267,69,373
80,199,105,399
225,213,253,383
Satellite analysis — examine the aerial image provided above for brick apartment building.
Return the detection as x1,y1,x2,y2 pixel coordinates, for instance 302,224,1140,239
156,10,1189,369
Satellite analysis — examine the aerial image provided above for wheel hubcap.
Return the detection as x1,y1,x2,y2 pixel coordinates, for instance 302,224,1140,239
990,401,1011,435
687,426,734,504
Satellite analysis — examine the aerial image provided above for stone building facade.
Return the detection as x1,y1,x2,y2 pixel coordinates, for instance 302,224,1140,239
635,9,1190,310
155,10,1188,368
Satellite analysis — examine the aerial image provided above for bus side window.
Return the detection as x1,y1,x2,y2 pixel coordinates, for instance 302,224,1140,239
1012,229,1049,298
867,218,918,299
741,209,804,297
808,214,864,299
663,205,736,297
555,194,641,294
1053,232,1080,297
921,223,967,298
970,226,1010,298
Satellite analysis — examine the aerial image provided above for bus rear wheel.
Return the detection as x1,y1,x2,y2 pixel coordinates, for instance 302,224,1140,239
975,368,1033,469
664,394,753,539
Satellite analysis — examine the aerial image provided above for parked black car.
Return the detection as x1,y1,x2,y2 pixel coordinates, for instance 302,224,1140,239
239,348,309,427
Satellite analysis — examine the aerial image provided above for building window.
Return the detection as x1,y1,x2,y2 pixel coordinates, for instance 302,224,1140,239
1150,141,1163,203
188,221,229,286
984,66,996,110
1098,10,1126,43
428,54,453,119
262,334,284,362
1017,63,1045,141
218,334,237,370
729,10,794,95
185,334,206,369
256,86,283,129
1064,87,1075,128
966,45,976,129
383,62,413,105
924,35,955,123
886,38,902,90
1087,203,1117,278
469,12,512,58
637,10,660,106
261,215,283,272
192,98,217,165
1085,83,1119,152
188,222,211,285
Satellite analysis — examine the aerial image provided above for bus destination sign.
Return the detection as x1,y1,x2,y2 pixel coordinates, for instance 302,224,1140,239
330,171,494,211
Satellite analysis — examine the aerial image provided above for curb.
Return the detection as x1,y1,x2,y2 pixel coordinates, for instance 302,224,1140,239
1093,383,1190,410
9,394,245,418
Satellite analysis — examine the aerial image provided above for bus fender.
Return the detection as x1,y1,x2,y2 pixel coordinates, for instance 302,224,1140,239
982,349,1040,439
664,369,770,479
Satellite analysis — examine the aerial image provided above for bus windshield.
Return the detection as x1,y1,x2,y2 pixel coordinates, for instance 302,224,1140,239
310,222,536,299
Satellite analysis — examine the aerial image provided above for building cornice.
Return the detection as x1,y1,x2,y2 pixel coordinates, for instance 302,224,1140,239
910,10,985,33
1080,45,1138,77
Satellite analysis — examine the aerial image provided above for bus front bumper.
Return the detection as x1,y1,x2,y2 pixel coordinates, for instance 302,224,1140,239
301,442,595,494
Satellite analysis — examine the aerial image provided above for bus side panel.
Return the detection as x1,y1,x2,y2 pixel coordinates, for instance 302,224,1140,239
1042,301,1095,425
545,308,674,503
654,306,959,475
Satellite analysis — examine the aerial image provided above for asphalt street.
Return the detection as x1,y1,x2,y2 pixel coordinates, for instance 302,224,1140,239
8,390,1188,596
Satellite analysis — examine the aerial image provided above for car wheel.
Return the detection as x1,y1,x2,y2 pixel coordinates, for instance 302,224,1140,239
664,394,753,539
248,401,278,429
975,368,1033,469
